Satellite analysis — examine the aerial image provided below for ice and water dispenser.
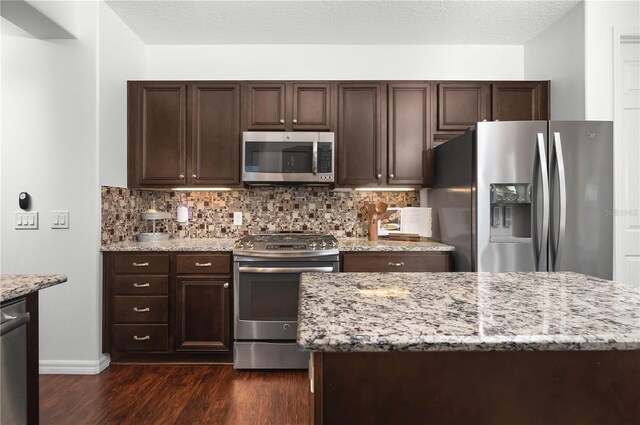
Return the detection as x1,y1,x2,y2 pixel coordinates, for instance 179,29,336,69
489,184,532,243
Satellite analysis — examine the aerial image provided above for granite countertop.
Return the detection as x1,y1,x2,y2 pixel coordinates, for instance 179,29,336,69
337,238,454,252
101,237,454,252
1,274,68,303
297,272,640,352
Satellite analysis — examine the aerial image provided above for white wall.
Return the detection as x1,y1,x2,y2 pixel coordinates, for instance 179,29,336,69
1,1,102,368
585,0,640,120
98,1,147,188
524,2,585,120
146,45,524,80
1,0,146,373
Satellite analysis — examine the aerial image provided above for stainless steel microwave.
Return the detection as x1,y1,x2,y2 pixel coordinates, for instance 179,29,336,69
242,132,335,185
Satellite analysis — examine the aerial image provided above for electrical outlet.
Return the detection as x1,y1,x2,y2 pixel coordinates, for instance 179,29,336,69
52,210,70,229
233,211,243,226
14,211,38,229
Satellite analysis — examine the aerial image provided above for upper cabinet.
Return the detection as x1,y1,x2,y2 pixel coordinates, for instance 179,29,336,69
437,82,491,131
190,83,241,186
128,83,188,187
387,83,432,186
435,81,550,137
128,80,550,189
337,83,386,186
244,82,333,131
492,82,549,121
128,82,241,189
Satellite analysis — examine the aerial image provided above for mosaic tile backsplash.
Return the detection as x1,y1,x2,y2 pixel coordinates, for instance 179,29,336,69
101,186,419,245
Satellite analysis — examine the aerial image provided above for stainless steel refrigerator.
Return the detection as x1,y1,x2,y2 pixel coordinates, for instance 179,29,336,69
430,121,613,280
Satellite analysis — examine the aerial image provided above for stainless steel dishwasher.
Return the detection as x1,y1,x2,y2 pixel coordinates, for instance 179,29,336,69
1,298,30,425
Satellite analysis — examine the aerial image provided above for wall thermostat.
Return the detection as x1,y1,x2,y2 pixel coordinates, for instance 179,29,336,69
19,192,31,210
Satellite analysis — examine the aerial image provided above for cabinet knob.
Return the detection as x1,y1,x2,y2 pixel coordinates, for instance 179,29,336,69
179,174,185,179
279,119,285,124
224,282,229,288
377,173,382,179
192,174,197,178
293,119,298,124
389,174,395,179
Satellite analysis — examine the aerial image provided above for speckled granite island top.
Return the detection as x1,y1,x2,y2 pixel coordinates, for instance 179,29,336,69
101,237,454,252
1,274,68,303
297,272,640,352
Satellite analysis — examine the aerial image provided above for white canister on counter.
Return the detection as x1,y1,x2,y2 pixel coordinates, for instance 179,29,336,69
176,204,189,223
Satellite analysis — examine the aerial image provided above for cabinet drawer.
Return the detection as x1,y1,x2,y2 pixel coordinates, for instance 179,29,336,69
113,296,168,323
113,275,168,295
112,324,168,351
342,252,451,272
176,254,231,274
113,254,168,274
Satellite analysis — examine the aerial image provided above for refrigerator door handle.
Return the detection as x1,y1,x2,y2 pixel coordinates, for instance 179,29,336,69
532,133,550,271
551,131,567,271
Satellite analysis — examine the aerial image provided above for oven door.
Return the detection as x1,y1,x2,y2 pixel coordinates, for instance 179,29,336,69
234,261,336,340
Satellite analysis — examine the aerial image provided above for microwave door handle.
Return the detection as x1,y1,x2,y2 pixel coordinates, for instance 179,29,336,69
312,142,318,175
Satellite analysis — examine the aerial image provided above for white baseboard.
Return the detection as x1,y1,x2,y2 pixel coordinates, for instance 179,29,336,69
39,353,111,375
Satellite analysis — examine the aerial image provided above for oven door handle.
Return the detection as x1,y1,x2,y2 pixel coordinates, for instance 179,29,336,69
238,266,334,274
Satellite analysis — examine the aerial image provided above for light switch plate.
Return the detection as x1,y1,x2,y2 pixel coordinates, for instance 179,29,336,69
233,211,243,226
52,210,70,229
14,211,38,229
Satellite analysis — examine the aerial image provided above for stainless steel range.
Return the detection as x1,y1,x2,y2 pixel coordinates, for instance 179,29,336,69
233,232,339,369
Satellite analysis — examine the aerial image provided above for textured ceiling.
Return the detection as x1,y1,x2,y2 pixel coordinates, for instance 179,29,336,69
105,0,581,45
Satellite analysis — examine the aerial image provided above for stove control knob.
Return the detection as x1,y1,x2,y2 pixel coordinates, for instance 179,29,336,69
235,241,244,249
329,240,337,248
246,242,254,249
309,241,317,248
319,240,327,248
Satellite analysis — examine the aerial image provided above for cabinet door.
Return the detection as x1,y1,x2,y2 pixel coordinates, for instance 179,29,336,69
492,82,548,121
175,278,231,352
129,83,187,187
438,83,490,131
190,83,241,185
337,83,386,186
246,83,286,130
388,83,432,186
292,83,332,131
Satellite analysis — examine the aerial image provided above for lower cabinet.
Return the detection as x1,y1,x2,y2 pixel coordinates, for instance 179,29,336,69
175,278,231,352
103,251,233,362
342,252,451,272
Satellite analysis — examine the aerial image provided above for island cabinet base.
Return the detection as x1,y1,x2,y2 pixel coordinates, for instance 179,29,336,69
309,351,640,425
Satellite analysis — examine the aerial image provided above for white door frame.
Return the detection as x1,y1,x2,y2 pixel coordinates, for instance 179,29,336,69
613,27,640,283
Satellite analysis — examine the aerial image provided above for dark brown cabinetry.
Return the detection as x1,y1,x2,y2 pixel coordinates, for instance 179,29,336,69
437,82,491,131
129,79,549,189
190,83,241,185
436,81,550,137
337,83,386,186
245,82,332,131
388,83,432,186
128,83,187,187
103,251,233,362
492,82,549,121
341,252,451,272
175,253,232,352
128,82,241,188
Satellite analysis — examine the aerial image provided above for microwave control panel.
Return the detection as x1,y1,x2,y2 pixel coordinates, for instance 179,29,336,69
318,142,333,174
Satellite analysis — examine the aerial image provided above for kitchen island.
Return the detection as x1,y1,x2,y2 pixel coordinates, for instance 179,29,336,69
298,272,640,425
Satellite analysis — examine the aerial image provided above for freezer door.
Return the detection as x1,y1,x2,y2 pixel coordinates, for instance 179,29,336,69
548,121,613,280
476,121,549,272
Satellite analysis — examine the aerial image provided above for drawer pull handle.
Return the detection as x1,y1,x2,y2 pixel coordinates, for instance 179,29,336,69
132,262,149,267
133,335,150,341
133,283,150,288
133,307,150,313
195,262,211,267
388,262,405,267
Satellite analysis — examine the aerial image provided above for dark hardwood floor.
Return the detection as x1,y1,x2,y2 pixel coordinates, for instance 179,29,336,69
40,365,308,425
